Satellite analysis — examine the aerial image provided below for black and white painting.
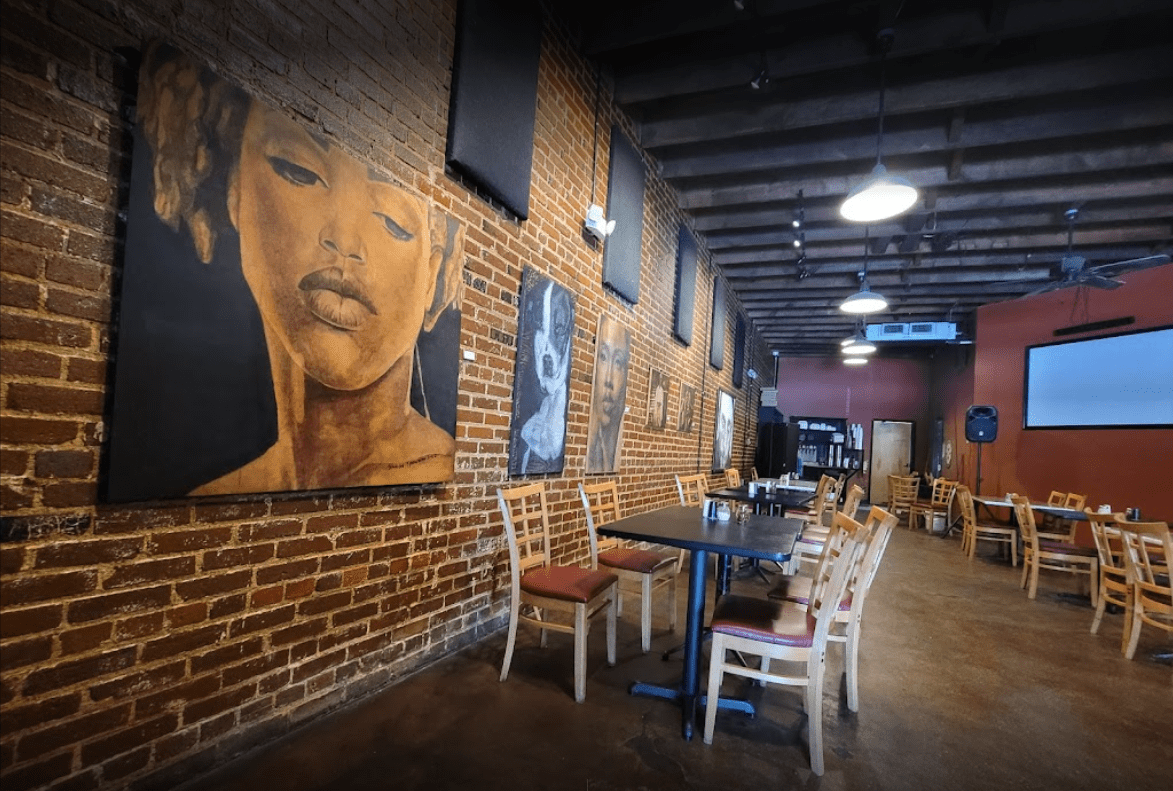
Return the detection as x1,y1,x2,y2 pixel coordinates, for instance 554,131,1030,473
586,314,631,474
678,383,697,433
712,388,734,471
508,268,574,474
646,368,669,429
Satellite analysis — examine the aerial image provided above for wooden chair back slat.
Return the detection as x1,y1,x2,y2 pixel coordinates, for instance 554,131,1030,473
676,473,708,506
498,482,553,575
579,481,622,563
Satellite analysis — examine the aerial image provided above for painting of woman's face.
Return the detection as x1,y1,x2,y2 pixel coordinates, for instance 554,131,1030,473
231,103,438,391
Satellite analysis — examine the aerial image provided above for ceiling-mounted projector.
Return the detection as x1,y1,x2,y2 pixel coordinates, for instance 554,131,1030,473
584,204,616,241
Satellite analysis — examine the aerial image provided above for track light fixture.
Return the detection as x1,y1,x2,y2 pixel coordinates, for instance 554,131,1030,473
839,29,918,223
750,67,769,90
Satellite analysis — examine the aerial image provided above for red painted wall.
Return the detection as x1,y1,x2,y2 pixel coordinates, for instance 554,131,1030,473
929,347,978,488
773,356,934,494
973,264,1173,520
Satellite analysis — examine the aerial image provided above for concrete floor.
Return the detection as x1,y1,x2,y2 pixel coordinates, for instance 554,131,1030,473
178,527,1172,791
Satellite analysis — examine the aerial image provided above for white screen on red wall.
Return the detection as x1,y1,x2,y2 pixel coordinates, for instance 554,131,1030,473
1024,326,1173,428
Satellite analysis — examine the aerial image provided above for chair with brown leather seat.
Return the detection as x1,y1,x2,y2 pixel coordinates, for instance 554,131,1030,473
1012,495,1097,605
887,473,920,529
702,515,869,775
497,482,617,702
910,477,957,534
579,480,678,653
1087,509,1130,651
1116,517,1173,660
957,485,1017,566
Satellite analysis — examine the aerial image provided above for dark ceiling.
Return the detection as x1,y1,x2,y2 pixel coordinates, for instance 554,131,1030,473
564,0,1173,356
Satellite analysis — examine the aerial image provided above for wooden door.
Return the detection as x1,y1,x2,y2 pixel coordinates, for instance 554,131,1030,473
870,420,914,504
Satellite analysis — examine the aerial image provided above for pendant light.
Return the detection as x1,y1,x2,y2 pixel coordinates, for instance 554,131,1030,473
843,356,868,366
841,325,877,355
840,227,889,314
839,29,918,223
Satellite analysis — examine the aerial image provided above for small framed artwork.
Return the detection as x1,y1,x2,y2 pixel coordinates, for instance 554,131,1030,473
508,267,574,474
647,367,670,429
678,383,697,433
712,388,734,471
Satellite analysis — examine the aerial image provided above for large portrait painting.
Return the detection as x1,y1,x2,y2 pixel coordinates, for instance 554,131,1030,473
712,389,735,471
586,314,631,474
678,383,697,433
646,368,669,430
508,268,574,474
104,41,464,501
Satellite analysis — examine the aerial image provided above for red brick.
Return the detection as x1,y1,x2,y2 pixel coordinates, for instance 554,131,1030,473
1,545,27,575
0,636,52,671
271,617,327,647
2,570,97,605
237,518,303,542
0,315,92,349
113,612,165,641
148,527,231,555
175,570,251,601
58,622,111,655
228,605,295,638
141,624,227,663
33,538,138,569
192,501,270,523
1,448,29,475
255,558,318,585
33,449,94,479
1,693,81,734
43,287,110,321
221,649,289,688
275,535,333,558
306,513,359,533
0,751,73,791
21,649,137,697
190,637,263,675
40,481,98,508
1,484,34,509
284,578,315,599
97,745,151,782
0,242,44,277
102,557,194,589
183,683,257,725
18,704,131,762
65,357,105,384
0,417,79,445
65,230,117,263
65,585,170,623
209,593,247,620
321,548,371,571
166,602,208,629
93,505,190,534
202,543,274,570
6,383,102,415
0,208,66,249
135,675,221,719
1,277,41,308
43,254,108,291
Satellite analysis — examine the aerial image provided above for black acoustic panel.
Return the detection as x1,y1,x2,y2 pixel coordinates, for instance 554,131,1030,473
709,277,726,370
602,125,645,304
732,315,746,388
965,405,999,443
673,225,698,345
446,0,541,219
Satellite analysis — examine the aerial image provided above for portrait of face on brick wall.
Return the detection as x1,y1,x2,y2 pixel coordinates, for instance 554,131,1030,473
508,268,574,475
646,368,669,430
712,388,734,471
678,383,697,433
105,41,464,500
586,314,631,474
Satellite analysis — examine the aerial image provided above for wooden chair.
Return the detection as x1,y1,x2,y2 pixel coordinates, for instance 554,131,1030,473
1039,492,1089,541
909,477,957,534
957,485,1017,566
1011,495,1097,605
497,483,617,702
790,474,838,527
1087,509,1131,651
675,472,708,506
801,484,864,541
579,481,678,653
887,473,920,529
723,468,741,487
769,506,898,712
702,515,869,775
1116,517,1173,660
750,467,759,481
790,483,864,569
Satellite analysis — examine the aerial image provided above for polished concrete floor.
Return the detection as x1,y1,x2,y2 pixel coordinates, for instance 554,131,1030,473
178,526,1172,791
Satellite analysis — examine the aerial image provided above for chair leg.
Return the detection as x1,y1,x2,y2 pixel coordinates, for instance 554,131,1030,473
1028,561,1040,600
1020,556,1030,590
1088,561,1098,608
1010,540,1017,568
1090,585,1107,634
807,652,826,776
702,635,725,745
500,599,520,683
844,614,863,713
574,603,588,702
666,576,677,634
639,575,653,653
1124,596,1143,660
606,584,617,667
1119,589,1134,656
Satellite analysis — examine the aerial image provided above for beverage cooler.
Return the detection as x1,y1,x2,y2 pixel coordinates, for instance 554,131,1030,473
754,422,799,478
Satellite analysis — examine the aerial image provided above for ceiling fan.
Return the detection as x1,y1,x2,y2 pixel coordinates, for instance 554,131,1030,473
1020,207,1171,297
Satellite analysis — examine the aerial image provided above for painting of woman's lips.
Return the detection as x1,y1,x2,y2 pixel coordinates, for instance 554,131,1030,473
299,267,378,330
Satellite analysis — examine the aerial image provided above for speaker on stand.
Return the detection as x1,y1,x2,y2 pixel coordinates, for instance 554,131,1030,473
965,406,998,494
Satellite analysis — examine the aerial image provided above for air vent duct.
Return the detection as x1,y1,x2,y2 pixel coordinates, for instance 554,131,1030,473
866,322,957,342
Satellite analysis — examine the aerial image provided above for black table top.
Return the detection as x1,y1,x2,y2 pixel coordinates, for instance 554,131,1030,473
599,505,802,561
708,486,815,510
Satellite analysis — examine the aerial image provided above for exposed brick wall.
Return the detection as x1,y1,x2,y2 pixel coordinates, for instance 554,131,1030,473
0,2,769,789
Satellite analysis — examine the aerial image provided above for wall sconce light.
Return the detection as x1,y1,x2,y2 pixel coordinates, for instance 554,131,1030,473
584,204,615,241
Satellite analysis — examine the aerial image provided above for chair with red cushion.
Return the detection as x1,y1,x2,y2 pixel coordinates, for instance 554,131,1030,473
702,515,869,775
579,480,678,653
497,482,617,702
1012,495,1097,605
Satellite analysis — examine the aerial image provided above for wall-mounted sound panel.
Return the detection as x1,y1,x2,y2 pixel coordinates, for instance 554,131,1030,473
710,277,726,370
602,125,645,304
732,315,746,388
673,225,698,345
446,0,541,219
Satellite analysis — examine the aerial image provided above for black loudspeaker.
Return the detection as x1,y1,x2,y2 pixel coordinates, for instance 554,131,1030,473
965,405,998,443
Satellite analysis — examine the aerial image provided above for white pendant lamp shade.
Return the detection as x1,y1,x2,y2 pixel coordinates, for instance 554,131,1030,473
842,332,877,355
839,285,888,314
840,164,919,222
843,356,868,366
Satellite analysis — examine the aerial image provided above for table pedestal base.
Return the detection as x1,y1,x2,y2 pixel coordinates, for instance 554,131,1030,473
627,682,757,739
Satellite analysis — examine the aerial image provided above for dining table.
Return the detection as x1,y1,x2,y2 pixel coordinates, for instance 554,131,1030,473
707,485,816,514
598,504,803,740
